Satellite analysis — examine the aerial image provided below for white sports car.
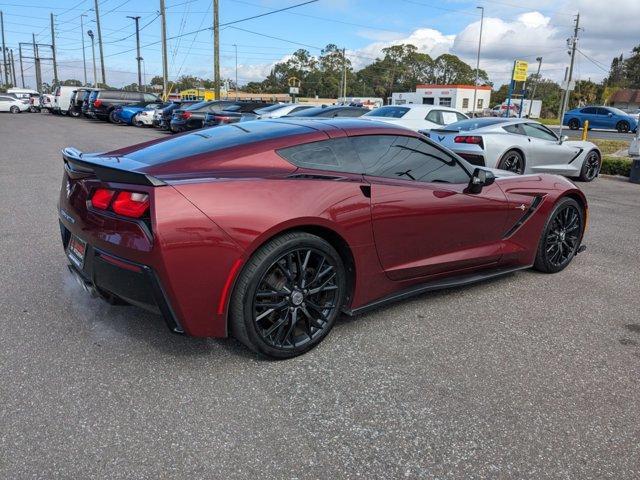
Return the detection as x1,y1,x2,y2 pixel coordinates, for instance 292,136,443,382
363,104,468,132
426,117,601,182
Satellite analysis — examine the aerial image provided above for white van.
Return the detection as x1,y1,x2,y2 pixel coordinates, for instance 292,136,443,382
53,86,78,115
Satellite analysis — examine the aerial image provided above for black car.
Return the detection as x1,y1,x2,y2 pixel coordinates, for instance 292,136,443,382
87,90,160,122
69,88,92,117
153,101,198,129
202,102,276,128
285,105,369,118
169,100,239,132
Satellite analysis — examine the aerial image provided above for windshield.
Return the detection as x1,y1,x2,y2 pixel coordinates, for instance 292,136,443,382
364,106,409,118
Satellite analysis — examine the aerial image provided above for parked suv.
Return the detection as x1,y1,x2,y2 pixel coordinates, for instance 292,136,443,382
87,90,160,122
169,100,237,132
202,101,276,128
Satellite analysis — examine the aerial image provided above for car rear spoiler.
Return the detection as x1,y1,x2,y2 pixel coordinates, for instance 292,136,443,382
62,147,166,186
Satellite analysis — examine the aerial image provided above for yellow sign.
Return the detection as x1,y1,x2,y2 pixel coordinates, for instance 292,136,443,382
513,60,528,82
288,77,301,88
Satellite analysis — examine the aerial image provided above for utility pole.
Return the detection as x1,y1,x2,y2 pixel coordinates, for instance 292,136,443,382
1,11,8,86
94,0,106,85
127,16,142,89
18,44,24,87
50,13,58,86
472,6,484,117
528,56,542,118
80,14,87,85
33,33,42,92
558,13,579,140
87,30,97,88
10,48,16,86
233,43,238,100
342,47,347,99
159,0,169,99
213,0,221,99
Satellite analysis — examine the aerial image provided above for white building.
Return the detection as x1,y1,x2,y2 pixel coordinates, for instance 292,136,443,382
391,84,492,114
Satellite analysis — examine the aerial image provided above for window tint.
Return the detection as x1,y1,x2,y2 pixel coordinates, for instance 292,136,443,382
522,123,557,141
365,106,409,118
425,109,442,124
336,107,366,117
277,137,362,174
289,106,311,114
581,107,597,114
0,96,12,101
503,123,525,135
595,107,609,115
352,135,470,184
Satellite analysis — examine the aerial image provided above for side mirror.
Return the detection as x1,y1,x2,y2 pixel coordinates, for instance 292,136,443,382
608,112,613,117
466,168,495,194
559,135,569,144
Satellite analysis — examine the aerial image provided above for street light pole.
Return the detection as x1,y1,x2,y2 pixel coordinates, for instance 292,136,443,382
127,16,142,90
528,56,542,118
87,30,97,88
80,14,88,85
472,6,484,117
233,43,238,100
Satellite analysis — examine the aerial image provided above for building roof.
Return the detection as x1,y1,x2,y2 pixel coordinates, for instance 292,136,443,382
610,89,640,104
415,84,492,91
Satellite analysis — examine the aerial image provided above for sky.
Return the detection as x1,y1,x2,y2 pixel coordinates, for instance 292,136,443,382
1,0,639,91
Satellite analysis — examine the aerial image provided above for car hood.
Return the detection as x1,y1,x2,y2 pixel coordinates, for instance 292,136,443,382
563,140,598,150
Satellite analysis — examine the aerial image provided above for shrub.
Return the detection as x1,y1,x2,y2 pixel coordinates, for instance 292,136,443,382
601,156,633,177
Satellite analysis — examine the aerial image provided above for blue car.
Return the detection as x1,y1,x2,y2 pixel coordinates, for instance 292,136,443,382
114,102,165,125
563,106,638,133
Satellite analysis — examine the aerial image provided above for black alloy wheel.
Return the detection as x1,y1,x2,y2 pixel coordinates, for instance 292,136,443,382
578,151,600,182
616,121,630,133
568,119,579,130
230,232,346,359
534,198,583,273
498,150,525,174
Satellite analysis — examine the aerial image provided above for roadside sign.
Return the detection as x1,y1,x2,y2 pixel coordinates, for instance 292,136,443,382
289,86,300,95
288,77,301,88
560,80,576,91
513,61,528,82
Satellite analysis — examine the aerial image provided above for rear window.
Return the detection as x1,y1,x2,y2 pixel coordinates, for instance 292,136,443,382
125,122,316,165
185,101,210,111
364,106,409,118
255,104,286,114
287,106,331,117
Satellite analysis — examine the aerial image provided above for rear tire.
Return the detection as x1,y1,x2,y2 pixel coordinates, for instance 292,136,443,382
533,197,584,273
568,118,579,130
229,232,346,359
616,121,630,133
9,106,20,114
497,149,525,174
578,150,600,182
108,110,120,124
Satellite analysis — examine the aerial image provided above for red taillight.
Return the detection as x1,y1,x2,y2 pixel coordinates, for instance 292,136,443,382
112,191,149,218
454,135,484,148
91,188,115,209
181,111,192,119
93,99,102,108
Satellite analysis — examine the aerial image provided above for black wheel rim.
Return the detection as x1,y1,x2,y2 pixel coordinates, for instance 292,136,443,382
545,205,581,267
502,153,524,174
584,152,600,180
253,248,341,350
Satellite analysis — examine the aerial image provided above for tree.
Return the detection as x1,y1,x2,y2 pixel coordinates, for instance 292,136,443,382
606,54,625,87
624,45,640,88
61,79,82,86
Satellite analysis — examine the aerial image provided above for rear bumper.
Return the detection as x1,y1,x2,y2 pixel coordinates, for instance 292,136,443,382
60,221,184,334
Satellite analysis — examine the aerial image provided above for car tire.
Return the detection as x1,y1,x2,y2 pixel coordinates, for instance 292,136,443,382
108,110,119,124
229,232,346,359
9,106,20,114
133,115,145,127
533,197,584,274
497,149,525,174
568,119,579,130
616,121,630,133
578,150,600,182
70,109,81,118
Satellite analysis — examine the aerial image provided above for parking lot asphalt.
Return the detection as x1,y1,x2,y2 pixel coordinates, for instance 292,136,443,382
548,126,634,141
1,112,639,479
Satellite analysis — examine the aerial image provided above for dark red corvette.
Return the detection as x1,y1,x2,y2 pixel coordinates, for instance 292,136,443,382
59,118,587,358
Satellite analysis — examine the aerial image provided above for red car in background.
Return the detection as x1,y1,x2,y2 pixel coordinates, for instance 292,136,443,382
58,118,588,358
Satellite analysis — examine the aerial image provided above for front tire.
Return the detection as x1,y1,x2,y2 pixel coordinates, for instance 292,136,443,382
230,232,346,359
533,197,584,273
578,150,600,182
497,149,525,174
9,106,20,114
108,110,120,124
568,118,579,130
616,121,630,133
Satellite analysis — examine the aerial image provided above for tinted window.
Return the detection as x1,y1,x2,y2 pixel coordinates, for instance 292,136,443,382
185,101,210,111
101,91,123,100
595,107,609,116
335,108,366,117
287,106,331,117
581,107,597,114
365,106,409,118
277,137,362,174
503,124,525,135
352,135,469,184
426,109,442,124
522,123,557,141
255,104,286,114
289,106,312,114
143,93,159,102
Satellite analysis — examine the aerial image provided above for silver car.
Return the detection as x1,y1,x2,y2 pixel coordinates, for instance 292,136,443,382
427,117,601,182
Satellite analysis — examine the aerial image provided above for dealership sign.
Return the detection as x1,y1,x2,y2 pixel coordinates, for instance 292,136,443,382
513,60,528,82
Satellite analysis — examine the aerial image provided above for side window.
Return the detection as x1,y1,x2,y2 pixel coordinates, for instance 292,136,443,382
352,135,470,184
596,107,610,116
455,112,468,122
581,107,596,114
440,110,461,125
343,108,365,117
143,93,158,102
503,124,525,135
522,123,558,141
277,137,363,174
289,106,308,114
425,109,442,124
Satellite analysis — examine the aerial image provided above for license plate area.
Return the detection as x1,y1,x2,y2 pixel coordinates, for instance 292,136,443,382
67,235,87,269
